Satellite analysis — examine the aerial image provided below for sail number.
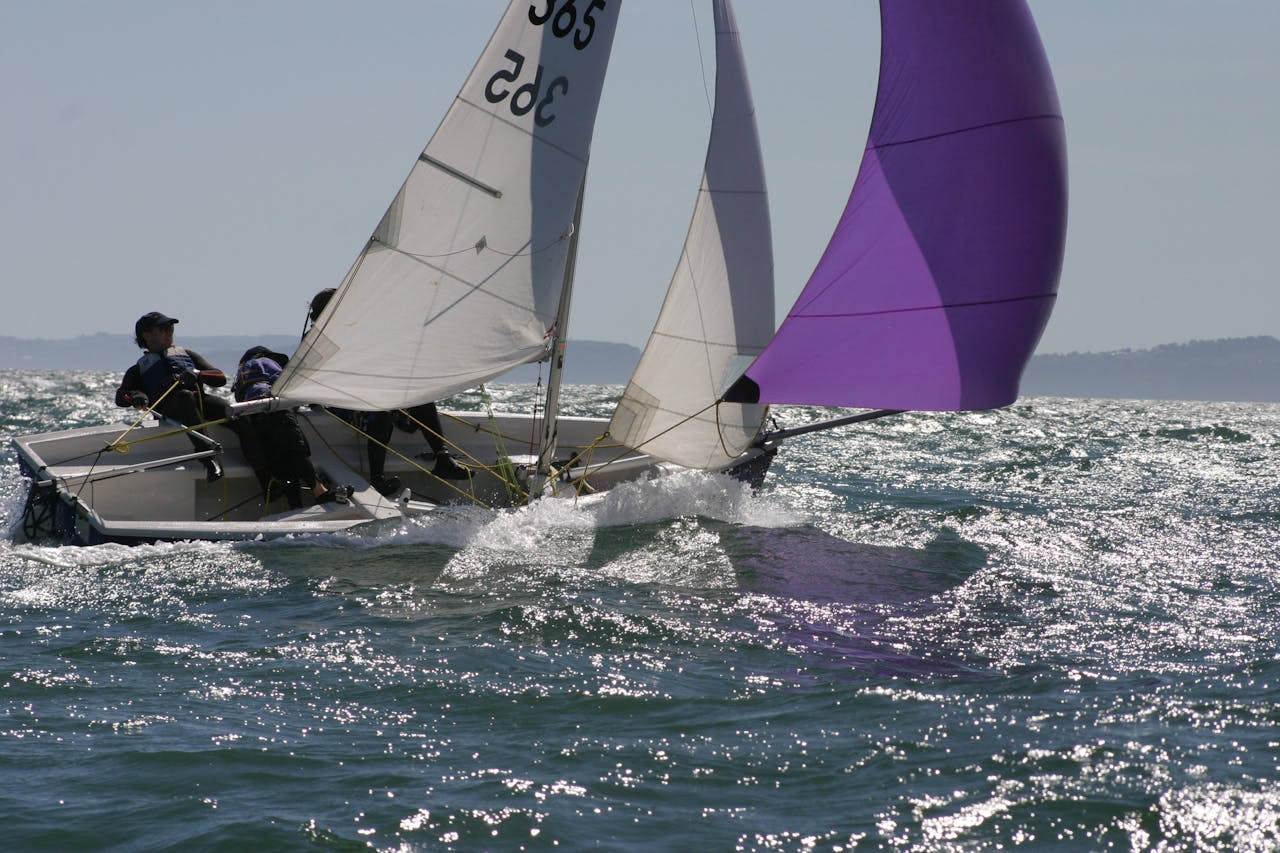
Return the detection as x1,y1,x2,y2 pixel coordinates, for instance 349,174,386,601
528,0,607,51
485,50,569,127
484,1,608,127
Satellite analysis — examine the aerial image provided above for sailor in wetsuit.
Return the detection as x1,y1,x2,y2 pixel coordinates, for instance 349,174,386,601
232,346,350,508
114,311,255,483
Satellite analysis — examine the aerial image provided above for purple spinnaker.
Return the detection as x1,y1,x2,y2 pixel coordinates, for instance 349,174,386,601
727,0,1067,411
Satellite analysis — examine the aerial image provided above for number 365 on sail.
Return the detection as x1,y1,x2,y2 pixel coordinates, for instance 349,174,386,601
484,0,609,127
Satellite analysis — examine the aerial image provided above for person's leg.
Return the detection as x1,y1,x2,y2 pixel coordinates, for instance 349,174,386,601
236,413,273,491
364,412,394,478
159,392,224,482
407,403,469,480
272,411,350,505
407,403,446,455
364,412,402,495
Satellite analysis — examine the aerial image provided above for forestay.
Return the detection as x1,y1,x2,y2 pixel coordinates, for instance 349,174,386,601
275,1,621,411
726,0,1067,412
609,0,773,469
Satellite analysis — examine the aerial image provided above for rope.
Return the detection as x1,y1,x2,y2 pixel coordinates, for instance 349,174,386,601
543,432,610,499
107,417,228,453
549,398,729,496
438,409,626,455
205,487,270,522
315,407,491,508
689,0,713,118
107,377,183,450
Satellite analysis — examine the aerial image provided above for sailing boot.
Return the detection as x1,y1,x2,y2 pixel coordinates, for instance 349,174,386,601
372,475,403,497
430,450,471,480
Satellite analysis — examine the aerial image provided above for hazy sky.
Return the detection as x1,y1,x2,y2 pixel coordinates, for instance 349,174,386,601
2,1,1276,355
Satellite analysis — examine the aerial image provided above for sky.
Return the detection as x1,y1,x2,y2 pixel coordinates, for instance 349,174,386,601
2,1,1277,356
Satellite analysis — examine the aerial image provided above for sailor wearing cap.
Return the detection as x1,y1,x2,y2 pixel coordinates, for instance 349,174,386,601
113,311,253,483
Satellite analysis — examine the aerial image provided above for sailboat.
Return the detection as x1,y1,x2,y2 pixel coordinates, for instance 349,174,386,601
12,0,1066,546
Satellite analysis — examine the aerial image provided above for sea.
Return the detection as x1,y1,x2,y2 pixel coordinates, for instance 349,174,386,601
2,370,1279,851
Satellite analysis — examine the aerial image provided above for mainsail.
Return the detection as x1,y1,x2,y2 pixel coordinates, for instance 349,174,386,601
275,1,622,411
725,0,1067,412
608,0,774,469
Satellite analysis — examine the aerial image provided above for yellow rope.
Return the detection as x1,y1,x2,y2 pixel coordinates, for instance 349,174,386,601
436,399,744,500
553,399,725,494
303,398,754,509
395,408,485,470
107,416,230,453
108,378,184,451
314,407,494,508
439,409,629,456
542,431,611,499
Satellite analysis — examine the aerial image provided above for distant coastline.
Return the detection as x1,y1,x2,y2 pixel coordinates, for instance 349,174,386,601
1021,336,1280,403
2,334,1277,404
0,334,639,388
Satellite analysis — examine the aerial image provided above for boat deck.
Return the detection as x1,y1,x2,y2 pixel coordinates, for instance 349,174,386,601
12,409,660,544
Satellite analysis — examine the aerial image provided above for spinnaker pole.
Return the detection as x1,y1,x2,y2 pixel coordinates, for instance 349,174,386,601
759,409,903,444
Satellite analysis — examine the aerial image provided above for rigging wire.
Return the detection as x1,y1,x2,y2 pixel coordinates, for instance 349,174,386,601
689,0,713,118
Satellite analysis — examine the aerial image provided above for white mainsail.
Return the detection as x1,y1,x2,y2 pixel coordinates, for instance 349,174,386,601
608,0,773,469
275,1,622,411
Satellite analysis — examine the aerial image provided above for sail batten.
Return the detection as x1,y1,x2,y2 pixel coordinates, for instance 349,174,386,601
417,154,503,198
730,0,1067,413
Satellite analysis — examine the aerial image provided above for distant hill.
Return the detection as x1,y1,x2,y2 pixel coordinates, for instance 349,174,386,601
494,341,641,385
0,333,303,378
3,332,1278,403
0,333,641,387
1023,336,1280,403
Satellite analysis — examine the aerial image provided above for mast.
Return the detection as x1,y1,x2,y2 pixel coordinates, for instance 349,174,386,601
534,177,588,489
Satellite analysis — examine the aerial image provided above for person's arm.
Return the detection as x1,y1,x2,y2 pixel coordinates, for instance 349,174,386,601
114,366,146,407
185,350,228,388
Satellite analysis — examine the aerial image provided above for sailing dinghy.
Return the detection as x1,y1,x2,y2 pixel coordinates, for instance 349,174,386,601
12,0,1065,546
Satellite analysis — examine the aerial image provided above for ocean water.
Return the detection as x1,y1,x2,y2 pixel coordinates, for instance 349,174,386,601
2,370,1279,851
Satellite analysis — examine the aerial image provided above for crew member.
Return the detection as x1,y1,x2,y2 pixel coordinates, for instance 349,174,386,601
114,311,249,483
233,346,350,508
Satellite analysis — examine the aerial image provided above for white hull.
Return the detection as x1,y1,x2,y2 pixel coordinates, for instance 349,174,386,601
13,409,772,546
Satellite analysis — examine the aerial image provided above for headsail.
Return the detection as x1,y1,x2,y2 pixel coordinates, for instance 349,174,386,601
275,1,622,411
608,0,774,469
725,0,1067,411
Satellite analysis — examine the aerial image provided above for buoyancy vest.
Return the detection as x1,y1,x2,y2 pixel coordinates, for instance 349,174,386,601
137,346,198,399
234,356,283,402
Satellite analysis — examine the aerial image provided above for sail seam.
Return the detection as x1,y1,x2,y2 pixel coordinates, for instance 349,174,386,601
378,242,559,322
650,329,765,352
870,114,1063,151
791,292,1056,319
457,95,591,165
